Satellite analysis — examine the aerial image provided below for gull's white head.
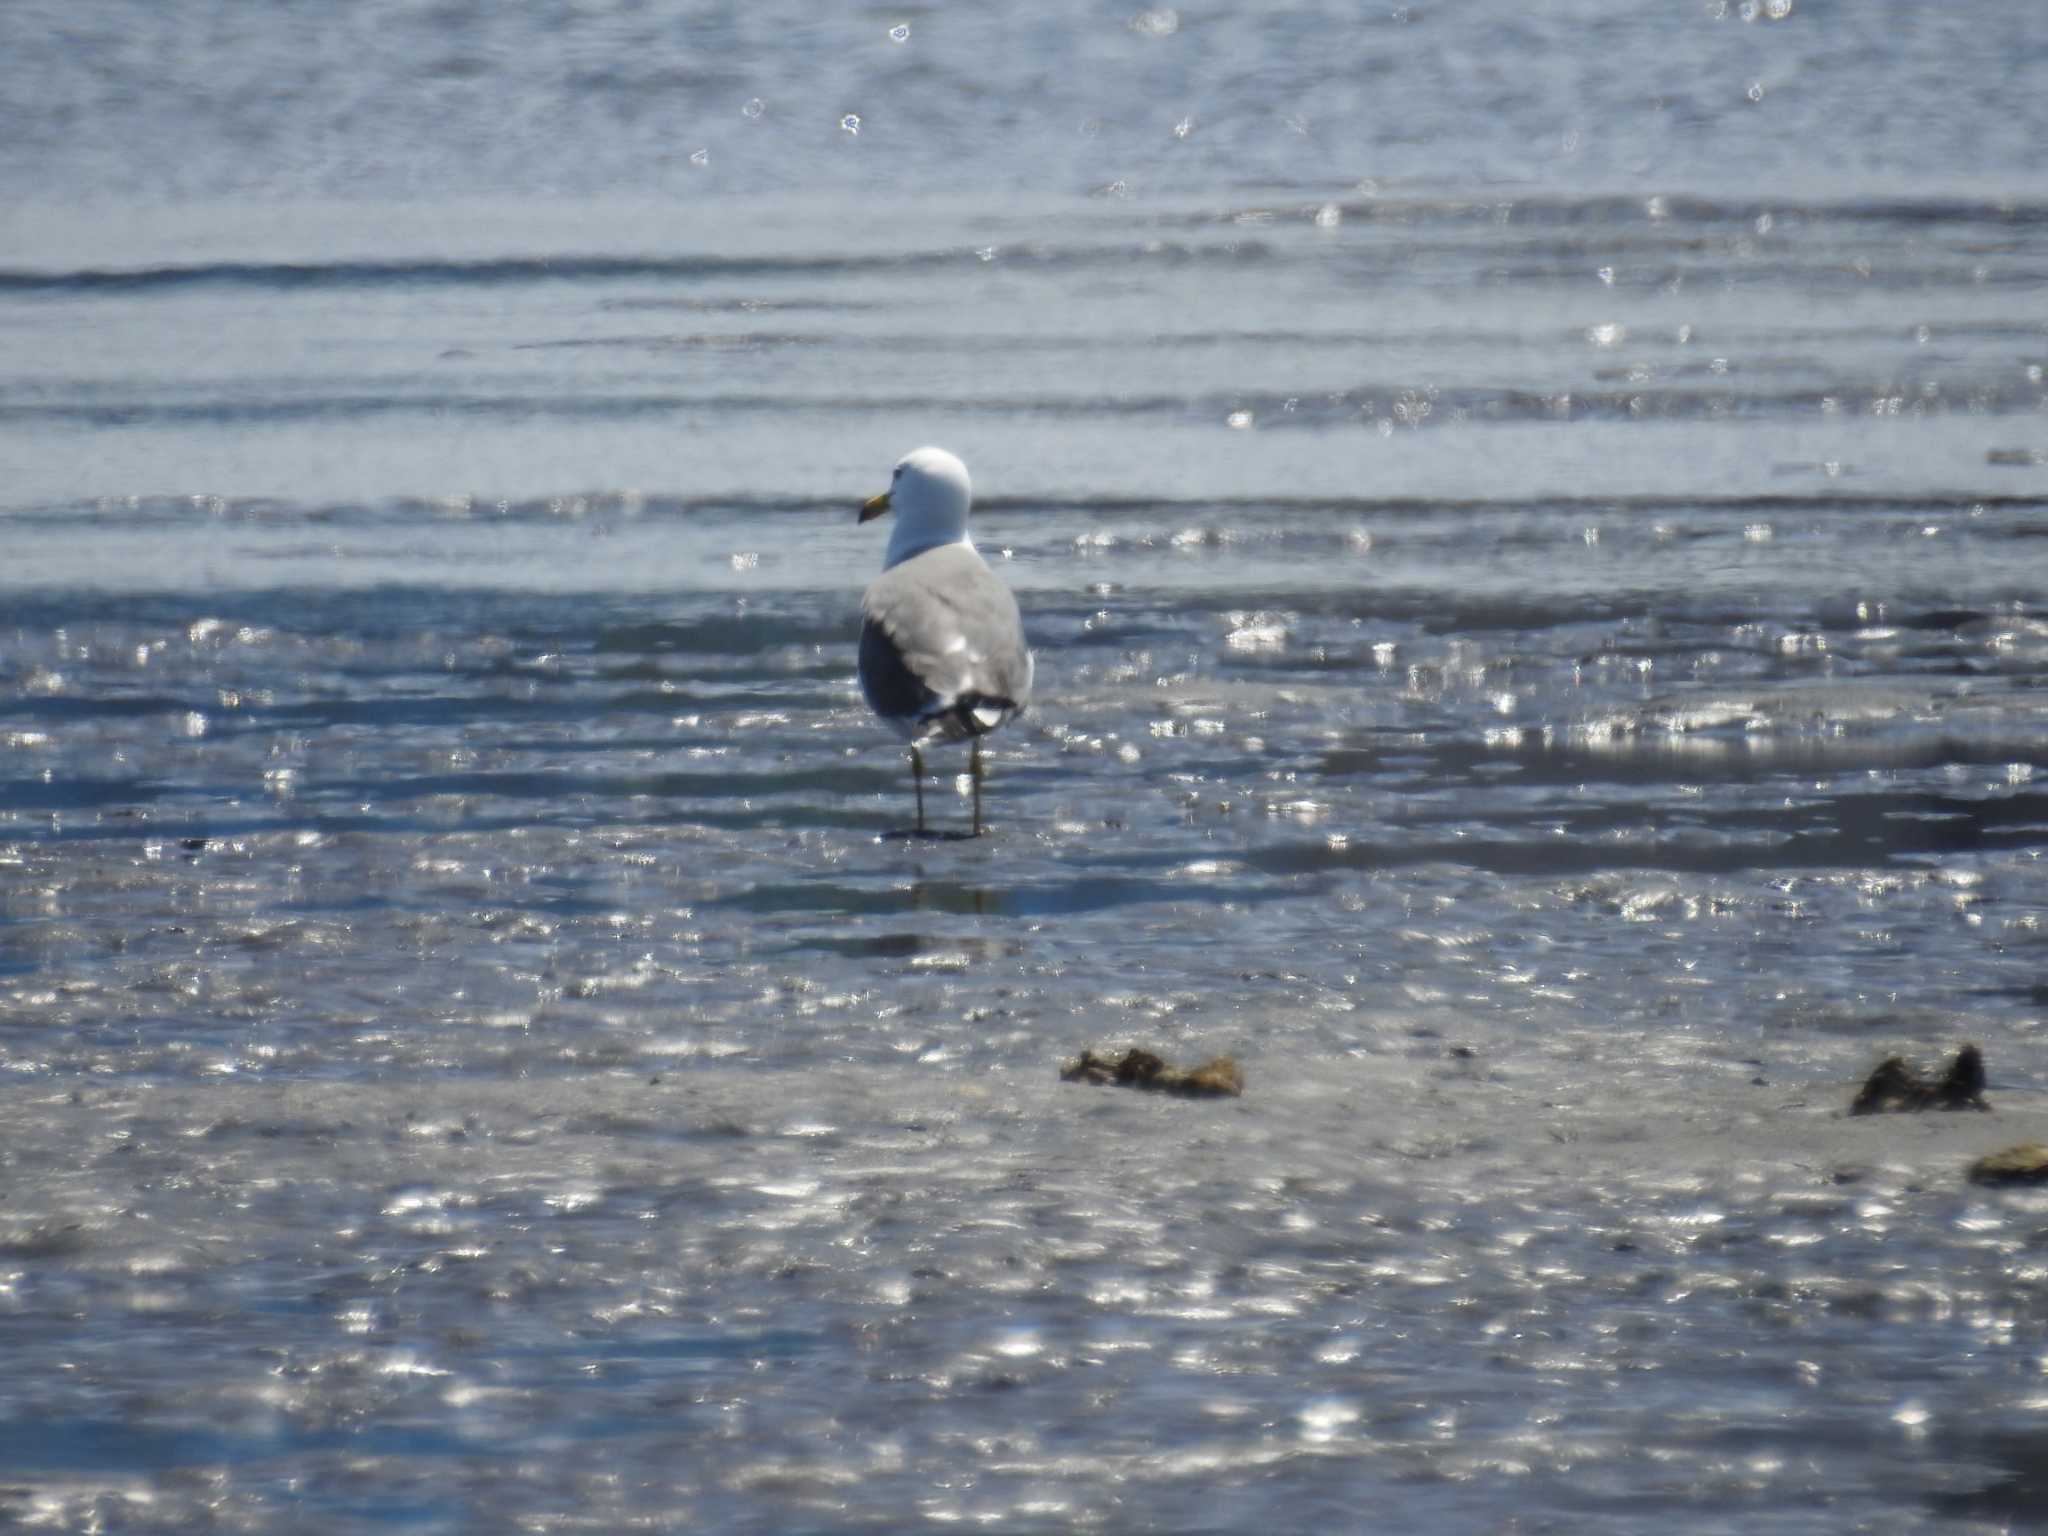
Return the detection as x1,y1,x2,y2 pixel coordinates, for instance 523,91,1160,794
860,445,973,568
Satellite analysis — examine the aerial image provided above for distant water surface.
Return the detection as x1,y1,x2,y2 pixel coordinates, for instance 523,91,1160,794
4,2,2048,1530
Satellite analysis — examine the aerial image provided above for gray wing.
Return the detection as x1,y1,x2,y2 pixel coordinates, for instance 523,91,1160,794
859,544,1032,741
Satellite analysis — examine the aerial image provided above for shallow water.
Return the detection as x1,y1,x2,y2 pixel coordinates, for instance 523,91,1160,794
6,2,2048,1530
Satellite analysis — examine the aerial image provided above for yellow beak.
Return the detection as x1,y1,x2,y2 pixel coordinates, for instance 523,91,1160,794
858,490,891,523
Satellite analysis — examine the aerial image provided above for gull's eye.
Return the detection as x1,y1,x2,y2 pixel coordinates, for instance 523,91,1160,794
892,466,904,481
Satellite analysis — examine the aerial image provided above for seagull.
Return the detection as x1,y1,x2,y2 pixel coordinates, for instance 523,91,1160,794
857,446,1033,836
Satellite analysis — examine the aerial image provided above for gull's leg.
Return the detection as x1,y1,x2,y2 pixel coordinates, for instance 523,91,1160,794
971,736,984,838
910,744,926,833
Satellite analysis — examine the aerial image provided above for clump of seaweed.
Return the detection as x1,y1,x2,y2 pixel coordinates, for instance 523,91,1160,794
1968,1143,2048,1187
1848,1043,1988,1115
1059,1047,1245,1098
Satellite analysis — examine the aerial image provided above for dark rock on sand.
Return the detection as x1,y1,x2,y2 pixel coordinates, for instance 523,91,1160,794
1060,1047,1245,1098
1967,1143,2048,1187
1848,1043,1989,1115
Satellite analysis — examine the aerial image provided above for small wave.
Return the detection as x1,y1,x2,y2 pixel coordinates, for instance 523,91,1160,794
1181,190,2048,232
0,252,949,296
7,378,2042,433
8,489,2046,537
0,240,1286,298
